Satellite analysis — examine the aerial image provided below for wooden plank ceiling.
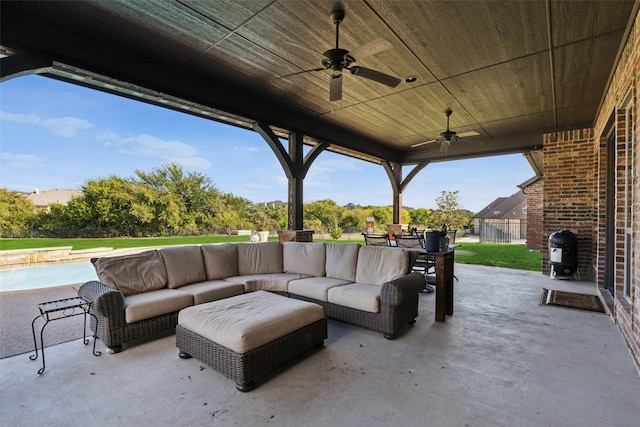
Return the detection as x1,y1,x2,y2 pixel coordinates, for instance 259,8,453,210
1,0,636,167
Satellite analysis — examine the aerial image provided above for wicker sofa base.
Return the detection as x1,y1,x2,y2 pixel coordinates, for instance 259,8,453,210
176,318,327,392
289,294,418,339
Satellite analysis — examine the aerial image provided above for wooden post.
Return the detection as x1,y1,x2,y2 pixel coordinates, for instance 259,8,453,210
433,251,455,322
253,123,328,232
288,132,304,230
382,161,430,226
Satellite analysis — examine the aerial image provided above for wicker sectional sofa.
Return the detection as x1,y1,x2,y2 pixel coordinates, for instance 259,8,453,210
78,241,426,353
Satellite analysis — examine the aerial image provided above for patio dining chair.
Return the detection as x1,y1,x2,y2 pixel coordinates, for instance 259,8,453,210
393,233,435,293
362,233,391,246
445,230,459,281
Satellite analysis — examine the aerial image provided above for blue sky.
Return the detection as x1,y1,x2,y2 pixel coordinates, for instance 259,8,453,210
0,75,534,213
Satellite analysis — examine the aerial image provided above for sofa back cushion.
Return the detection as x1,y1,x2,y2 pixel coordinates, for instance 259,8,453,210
158,245,206,289
236,242,283,275
355,246,409,286
201,243,238,280
283,242,326,277
325,243,360,282
91,250,167,296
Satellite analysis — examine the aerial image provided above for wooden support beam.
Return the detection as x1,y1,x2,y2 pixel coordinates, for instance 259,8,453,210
1,53,52,82
302,142,329,179
253,122,294,178
253,124,327,230
382,161,429,225
289,132,304,230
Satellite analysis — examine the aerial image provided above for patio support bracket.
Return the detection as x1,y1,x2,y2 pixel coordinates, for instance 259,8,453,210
253,122,328,230
382,161,430,225
254,122,295,178
1,53,53,82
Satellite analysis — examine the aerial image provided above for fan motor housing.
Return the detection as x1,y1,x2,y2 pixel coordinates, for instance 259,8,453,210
322,48,349,70
440,130,457,141
330,10,345,24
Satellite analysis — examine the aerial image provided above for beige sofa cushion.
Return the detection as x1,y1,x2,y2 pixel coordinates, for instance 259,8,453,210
355,246,409,286
124,288,193,323
327,283,380,313
283,242,326,276
225,273,308,292
236,242,283,275
159,245,206,289
92,250,167,296
325,243,360,281
288,277,351,301
201,243,238,280
178,280,245,305
178,291,324,353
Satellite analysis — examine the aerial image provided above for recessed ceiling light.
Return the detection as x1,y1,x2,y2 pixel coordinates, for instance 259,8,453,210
405,76,418,83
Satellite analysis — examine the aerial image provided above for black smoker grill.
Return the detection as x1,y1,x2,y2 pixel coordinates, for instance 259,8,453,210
548,229,578,279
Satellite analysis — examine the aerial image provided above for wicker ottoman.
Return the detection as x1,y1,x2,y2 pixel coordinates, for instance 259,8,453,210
176,290,327,392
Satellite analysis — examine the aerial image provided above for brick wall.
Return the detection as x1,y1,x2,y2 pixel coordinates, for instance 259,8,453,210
542,129,597,280
588,8,640,372
523,178,543,249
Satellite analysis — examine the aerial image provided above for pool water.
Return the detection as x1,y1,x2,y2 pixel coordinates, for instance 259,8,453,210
0,262,98,292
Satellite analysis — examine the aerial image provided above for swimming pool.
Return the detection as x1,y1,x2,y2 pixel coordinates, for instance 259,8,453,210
0,262,98,292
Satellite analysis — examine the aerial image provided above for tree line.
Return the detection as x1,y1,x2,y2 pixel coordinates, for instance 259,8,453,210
0,163,474,239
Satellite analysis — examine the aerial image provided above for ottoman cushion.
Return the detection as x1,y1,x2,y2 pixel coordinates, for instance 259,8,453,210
178,291,324,353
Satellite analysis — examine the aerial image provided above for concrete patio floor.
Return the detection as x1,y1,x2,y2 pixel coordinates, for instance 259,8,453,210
1,263,638,426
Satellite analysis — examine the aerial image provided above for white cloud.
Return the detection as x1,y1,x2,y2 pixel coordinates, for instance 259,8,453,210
312,158,361,173
234,146,259,152
0,111,40,125
0,110,92,137
305,158,361,188
42,117,92,137
0,152,42,169
98,132,211,170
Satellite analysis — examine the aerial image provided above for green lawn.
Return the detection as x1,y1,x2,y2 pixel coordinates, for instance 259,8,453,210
0,237,542,271
0,235,251,251
453,242,541,271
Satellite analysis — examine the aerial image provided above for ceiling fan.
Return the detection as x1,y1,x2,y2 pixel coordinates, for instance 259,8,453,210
411,108,480,152
279,9,401,101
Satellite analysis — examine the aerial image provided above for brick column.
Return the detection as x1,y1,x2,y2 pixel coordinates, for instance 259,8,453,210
542,129,597,279
524,179,543,249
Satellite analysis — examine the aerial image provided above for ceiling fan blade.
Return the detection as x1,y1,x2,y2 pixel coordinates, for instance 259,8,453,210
330,74,342,101
411,139,437,148
439,140,450,153
347,38,393,62
349,66,401,88
456,130,480,138
275,67,327,81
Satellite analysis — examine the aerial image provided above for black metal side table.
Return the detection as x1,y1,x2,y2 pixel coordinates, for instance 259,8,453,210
30,296,101,374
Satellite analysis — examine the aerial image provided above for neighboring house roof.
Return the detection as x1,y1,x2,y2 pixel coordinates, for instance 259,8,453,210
475,190,527,219
518,175,542,190
474,197,506,219
26,188,81,208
